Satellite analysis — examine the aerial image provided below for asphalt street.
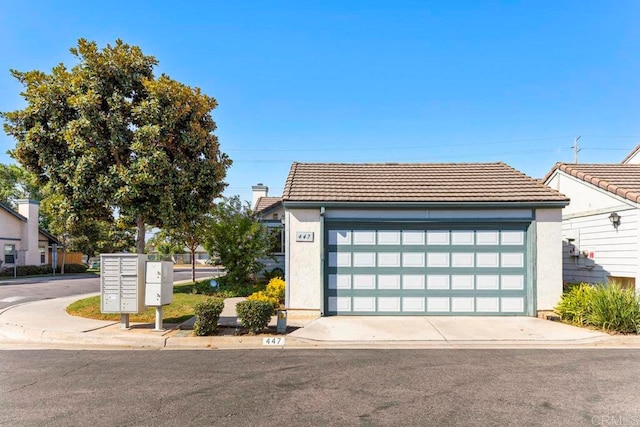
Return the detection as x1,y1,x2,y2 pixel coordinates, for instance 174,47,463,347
0,268,218,310
2,349,640,426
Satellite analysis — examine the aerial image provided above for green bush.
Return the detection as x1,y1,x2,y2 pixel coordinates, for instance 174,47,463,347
0,263,89,277
246,291,279,314
556,282,640,334
194,279,216,295
0,264,53,277
60,263,88,273
236,300,274,334
193,298,225,336
587,285,640,334
246,277,286,314
555,283,596,325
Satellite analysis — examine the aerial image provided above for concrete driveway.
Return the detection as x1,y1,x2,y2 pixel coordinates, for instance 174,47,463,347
289,316,607,343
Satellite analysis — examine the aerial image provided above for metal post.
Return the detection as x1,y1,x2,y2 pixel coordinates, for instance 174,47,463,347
52,244,57,276
120,313,130,329
13,250,17,278
153,306,164,332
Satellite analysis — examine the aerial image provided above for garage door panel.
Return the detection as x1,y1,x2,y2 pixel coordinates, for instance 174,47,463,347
325,224,530,316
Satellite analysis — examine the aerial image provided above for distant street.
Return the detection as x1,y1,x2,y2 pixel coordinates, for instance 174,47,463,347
2,349,640,426
0,267,218,310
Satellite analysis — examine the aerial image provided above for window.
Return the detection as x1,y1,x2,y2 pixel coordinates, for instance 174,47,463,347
270,227,284,254
4,244,16,264
39,246,46,265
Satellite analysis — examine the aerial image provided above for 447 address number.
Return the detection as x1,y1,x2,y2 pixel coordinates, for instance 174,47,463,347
263,337,285,346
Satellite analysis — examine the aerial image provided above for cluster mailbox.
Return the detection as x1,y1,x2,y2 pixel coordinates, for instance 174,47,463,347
100,254,147,314
145,261,174,306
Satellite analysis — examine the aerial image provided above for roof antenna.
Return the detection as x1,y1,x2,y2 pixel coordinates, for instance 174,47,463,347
573,136,581,163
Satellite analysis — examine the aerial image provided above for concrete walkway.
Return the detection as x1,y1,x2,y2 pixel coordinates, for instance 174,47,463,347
0,292,638,350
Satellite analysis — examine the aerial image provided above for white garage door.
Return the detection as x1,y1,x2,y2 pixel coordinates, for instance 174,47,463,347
325,224,531,315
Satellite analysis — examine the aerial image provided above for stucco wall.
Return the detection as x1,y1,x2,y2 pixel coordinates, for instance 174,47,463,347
535,208,564,311
286,208,322,311
0,209,23,265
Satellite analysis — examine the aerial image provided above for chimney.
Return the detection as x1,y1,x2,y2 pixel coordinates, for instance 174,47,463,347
252,183,268,209
16,199,41,265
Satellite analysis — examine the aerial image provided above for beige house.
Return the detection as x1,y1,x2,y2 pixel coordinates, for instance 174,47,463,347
0,199,58,268
282,162,569,317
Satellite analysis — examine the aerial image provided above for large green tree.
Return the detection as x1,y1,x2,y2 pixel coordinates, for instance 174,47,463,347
2,39,231,253
0,163,42,208
204,196,275,286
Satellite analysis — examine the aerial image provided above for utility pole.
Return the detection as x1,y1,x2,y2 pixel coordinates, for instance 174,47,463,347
573,136,581,163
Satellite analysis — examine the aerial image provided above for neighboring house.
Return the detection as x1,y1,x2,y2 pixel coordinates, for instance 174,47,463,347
621,143,640,165
171,246,211,265
0,199,59,268
282,162,569,317
544,150,640,289
252,183,285,274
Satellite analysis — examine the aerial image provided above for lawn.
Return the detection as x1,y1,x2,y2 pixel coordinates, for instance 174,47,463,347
66,283,212,324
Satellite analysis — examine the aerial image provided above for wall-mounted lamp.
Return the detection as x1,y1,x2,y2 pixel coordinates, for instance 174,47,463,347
609,212,621,229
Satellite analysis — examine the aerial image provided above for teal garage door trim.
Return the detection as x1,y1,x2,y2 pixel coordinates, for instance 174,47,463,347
324,221,534,316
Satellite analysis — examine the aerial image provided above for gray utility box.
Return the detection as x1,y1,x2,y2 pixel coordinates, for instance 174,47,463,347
145,261,174,306
100,254,147,313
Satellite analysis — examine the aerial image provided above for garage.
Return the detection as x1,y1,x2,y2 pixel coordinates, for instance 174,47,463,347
325,224,530,315
283,162,569,317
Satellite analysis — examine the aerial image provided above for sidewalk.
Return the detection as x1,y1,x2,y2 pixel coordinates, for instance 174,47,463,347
1,293,638,350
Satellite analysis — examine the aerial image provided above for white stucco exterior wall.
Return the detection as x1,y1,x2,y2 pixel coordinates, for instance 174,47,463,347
286,208,322,314
535,208,564,311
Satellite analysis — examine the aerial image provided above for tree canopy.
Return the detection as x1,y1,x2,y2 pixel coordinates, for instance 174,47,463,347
0,163,41,208
2,39,231,252
204,196,275,286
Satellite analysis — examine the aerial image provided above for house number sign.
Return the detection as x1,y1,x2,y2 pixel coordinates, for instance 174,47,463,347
296,232,314,242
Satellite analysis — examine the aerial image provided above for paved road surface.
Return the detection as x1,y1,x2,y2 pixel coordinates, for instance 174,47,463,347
2,349,640,426
0,268,218,310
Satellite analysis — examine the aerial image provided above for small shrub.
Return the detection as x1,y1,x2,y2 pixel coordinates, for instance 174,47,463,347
587,285,640,334
194,279,216,295
247,291,279,314
265,277,285,304
60,263,88,274
246,277,285,314
193,298,225,336
0,264,53,277
555,283,596,325
236,300,274,334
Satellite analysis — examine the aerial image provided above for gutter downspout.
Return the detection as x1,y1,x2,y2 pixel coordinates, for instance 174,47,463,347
320,206,325,317
284,208,291,309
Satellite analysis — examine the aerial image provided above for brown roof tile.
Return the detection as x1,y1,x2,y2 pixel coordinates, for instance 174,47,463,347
255,197,282,214
621,144,640,164
282,162,569,204
552,163,640,204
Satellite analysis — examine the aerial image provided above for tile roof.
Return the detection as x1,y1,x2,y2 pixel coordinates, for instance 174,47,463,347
283,162,568,204
255,197,282,214
548,163,640,204
621,144,640,164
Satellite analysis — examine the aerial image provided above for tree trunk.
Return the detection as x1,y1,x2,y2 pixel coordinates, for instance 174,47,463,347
61,247,66,275
191,246,196,283
136,216,146,254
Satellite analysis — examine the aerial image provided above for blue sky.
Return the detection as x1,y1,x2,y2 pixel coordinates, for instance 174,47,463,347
1,1,639,204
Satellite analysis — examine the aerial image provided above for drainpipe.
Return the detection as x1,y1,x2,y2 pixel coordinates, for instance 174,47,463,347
320,206,325,317
284,209,291,309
